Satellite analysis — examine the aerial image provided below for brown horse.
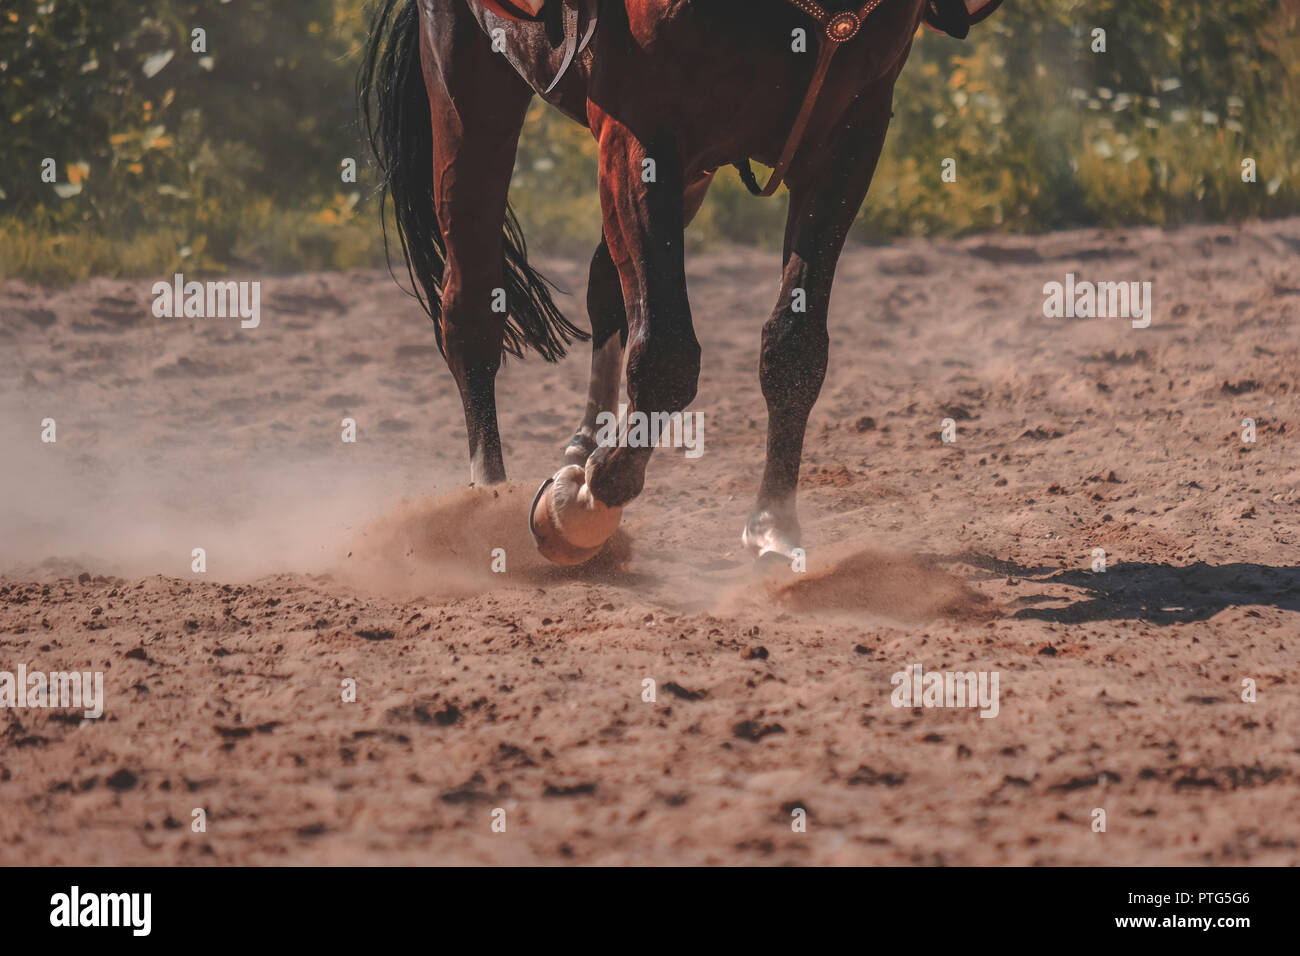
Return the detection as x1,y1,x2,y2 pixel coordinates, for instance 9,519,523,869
360,0,1001,565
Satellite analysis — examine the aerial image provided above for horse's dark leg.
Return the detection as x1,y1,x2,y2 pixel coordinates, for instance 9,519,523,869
585,140,705,500
744,102,894,560
419,8,533,485
562,175,711,467
530,117,702,563
563,237,627,466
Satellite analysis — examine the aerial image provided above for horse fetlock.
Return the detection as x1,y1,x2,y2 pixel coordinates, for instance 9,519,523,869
585,444,648,508
563,431,597,467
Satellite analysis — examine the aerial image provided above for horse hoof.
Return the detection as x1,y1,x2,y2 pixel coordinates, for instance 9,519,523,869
741,509,801,562
530,464,623,566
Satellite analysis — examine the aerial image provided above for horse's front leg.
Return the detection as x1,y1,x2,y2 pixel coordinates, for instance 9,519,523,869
744,99,894,561
563,175,712,467
531,113,700,564
563,237,626,467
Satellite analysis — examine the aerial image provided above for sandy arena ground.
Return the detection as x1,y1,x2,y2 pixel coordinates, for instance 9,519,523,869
0,219,1297,865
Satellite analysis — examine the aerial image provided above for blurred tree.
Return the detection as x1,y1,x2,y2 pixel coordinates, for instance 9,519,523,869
0,0,366,255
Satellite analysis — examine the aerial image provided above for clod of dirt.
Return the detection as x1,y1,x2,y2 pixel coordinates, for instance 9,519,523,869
662,681,707,701
847,766,907,787
1221,380,1260,394
544,782,597,797
1020,426,1063,440
441,773,491,804
105,769,138,791
428,704,461,726
733,720,786,741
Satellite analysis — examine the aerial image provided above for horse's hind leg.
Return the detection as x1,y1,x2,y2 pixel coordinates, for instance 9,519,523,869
744,100,893,561
420,10,534,485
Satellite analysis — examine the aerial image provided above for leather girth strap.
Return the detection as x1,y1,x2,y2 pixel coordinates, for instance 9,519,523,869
544,0,599,94
739,0,888,197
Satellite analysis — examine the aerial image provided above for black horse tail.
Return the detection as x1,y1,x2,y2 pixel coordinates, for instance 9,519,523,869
358,0,586,361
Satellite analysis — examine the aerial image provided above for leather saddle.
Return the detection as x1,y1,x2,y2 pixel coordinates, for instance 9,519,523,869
481,0,599,94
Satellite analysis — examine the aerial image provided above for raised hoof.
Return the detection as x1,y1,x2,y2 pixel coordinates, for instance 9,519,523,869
741,509,801,563
530,464,623,566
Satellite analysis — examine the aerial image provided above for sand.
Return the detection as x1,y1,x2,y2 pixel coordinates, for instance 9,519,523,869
1,218,1297,865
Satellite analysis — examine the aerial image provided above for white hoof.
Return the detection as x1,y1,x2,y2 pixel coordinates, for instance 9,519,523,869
530,464,623,566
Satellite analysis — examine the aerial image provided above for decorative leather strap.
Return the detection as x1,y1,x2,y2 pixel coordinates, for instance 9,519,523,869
744,0,887,197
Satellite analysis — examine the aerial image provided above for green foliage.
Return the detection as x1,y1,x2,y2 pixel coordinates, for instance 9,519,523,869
850,0,1300,237
1,0,1295,281
0,0,377,278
